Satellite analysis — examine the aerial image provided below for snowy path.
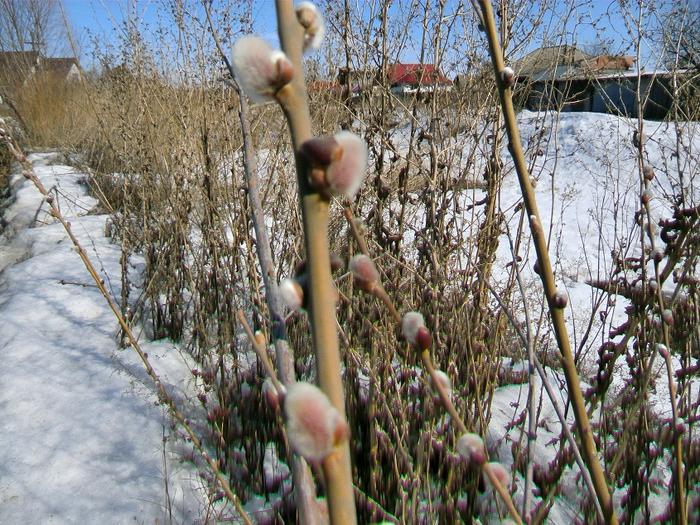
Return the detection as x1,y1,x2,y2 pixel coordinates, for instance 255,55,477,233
0,154,198,524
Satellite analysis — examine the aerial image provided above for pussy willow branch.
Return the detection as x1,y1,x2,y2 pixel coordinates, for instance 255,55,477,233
420,350,522,524
502,220,537,519
274,2,357,523
344,209,400,321
237,310,284,396
475,1,617,523
0,130,252,525
633,3,684,515
641,173,686,524
202,5,319,523
344,210,522,524
480,269,605,524
239,309,403,525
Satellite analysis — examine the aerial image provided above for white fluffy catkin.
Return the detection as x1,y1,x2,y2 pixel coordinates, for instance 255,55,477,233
284,382,348,461
230,36,292,103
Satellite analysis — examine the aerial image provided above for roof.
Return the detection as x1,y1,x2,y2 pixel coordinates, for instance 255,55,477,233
0,52,80,86
43,57,79,78
387,63,452,85
515,45,591,77
580,54,634,72
0,51,41,68
0,51,41,88
515,45,635,82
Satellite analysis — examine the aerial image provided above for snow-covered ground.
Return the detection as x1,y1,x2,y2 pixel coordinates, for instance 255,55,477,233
480,111,700,523
0,153,204,523
1,109,698,523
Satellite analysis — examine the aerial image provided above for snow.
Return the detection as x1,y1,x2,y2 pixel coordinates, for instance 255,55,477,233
479,111,700,522
0,154,204,523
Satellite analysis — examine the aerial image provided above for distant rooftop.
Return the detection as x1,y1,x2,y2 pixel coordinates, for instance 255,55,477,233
387,63,452,85
0,51,80,83
514,45,635,82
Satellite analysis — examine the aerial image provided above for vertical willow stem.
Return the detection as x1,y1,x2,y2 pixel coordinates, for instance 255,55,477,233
201,5,319,521
274,2,357,523
476,1,618,523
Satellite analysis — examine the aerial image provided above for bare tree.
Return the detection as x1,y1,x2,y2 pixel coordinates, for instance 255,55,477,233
0,0,69,56
660,0,700,70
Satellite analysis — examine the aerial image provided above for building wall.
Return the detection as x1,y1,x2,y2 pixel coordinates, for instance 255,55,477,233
522,75,674,120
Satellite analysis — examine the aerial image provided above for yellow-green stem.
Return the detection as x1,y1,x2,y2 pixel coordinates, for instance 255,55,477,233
477,1,617,523
274,2,356,523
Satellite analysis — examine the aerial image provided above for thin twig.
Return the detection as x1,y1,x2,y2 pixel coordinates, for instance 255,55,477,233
480,270,605,524
501,219,538,519
345,208,522,523
237,310,284,395
58,279,100,288
643,199,687,525
421,349,522,524
344,207,370,256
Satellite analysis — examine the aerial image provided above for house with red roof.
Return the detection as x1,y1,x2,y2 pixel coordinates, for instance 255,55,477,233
386,63,452,95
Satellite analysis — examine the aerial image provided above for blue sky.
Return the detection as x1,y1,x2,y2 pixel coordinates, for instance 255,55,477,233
61,1,661,72
62,1,279,66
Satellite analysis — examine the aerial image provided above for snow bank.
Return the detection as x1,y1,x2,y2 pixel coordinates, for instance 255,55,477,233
0,153,202,523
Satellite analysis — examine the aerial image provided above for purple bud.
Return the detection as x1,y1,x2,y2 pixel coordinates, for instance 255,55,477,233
500,66,515,87
656,343,669,359
301,135,341,167
487,461,511,488
553,290,568,309
675,418,687,435
661,309,674,326
416,327,432,352
262,378,280,411
649,280,658,293
230,36,293,104
349,254,379,292
401,313,432,351
430,369,452,398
